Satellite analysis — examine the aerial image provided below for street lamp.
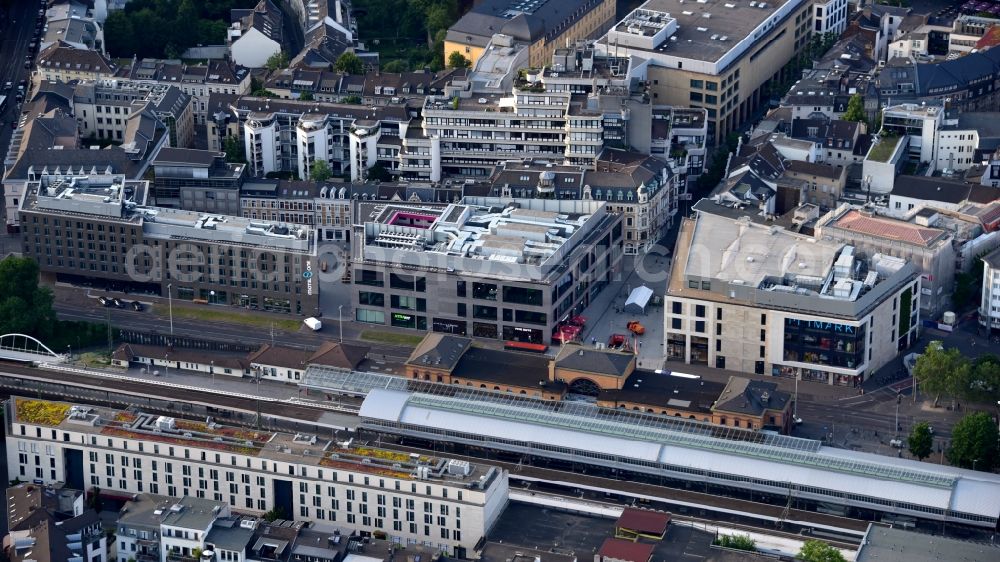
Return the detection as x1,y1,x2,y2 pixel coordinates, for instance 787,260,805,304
167,283,174,337
973,458,979,471
210,360,215,385
210,290,216,305
338,304,344,343
164,353,169,377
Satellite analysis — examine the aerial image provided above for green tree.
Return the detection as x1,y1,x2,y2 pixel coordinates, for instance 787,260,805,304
310,160,332,182
103,11,136,57
908,422,933,460
948,412,999,471
0,256,57,338
262,505,286,522
382,60,408,73
335,52,365,75
299,91,315,101
842,93,867,127
447,51,471,69
222,136,246,164
265,51,289,71
366,162,392,182
798,540,846,562
912,342,969,407
341,95,362,104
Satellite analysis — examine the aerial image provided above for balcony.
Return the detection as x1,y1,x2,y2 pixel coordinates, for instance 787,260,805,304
167,553,200,562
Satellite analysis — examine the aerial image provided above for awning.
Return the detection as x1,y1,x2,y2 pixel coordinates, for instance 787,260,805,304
624,285,654,314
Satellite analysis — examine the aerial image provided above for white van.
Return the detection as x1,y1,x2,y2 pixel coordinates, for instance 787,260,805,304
304,317,322,331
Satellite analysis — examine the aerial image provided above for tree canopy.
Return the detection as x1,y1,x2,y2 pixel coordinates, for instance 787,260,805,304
310,160,332,182
842,93,867,127
222,136,246,164
908,422,933,460
0,257,57,339
798,540,846,562
265,51,290,72
335,52,365,75
948,412,999,471
913,342,1000,407
353,0,461,71
447,51,471,69
104,0,254,59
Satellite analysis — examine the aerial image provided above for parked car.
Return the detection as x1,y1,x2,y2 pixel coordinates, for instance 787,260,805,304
97,296,110,306
111,297,124,308
131,301,143,311
2,82,10,91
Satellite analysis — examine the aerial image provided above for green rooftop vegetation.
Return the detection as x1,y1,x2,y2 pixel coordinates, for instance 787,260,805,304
868,133,901,163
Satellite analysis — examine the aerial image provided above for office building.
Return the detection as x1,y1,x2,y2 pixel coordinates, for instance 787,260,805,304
665,209,920,385
6,397,509,555
595,0,814,143
152,148,246,214
815,205,956,316
444,0,617,68
351,197,622,345
980,247,1000,333
18,175,319,315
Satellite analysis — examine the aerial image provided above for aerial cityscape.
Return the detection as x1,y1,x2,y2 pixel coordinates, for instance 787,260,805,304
1,0,1000,561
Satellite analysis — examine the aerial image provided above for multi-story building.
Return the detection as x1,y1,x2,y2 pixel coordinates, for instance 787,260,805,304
5,483,106,562
444,0,617,68
487,149,680,255
228,0,284,68
813,0,849,36
230,96,408,180
6,397,509,556
595,0,815,143
351,197,622,345
815,205,955,316
405,46,658,180
122,58,252,126
151,148,246,214
73,79,195,148
17,175,319,315
3,112,168,232
665,208,920,385
980,247,1000,333
33,42,117,87
41,0,104,52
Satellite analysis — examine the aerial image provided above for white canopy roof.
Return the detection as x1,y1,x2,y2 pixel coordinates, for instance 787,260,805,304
624,285,654,314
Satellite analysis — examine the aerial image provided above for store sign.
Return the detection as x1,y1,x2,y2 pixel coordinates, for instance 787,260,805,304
304,261,313,296
786,318,856,334
393,313,413,322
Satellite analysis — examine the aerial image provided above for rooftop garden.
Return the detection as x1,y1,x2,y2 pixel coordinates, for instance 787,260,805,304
16,399,70,426
868,132,901,162
331,444,432,464
100,426,263,456
99,413,274,456
320,455,414,480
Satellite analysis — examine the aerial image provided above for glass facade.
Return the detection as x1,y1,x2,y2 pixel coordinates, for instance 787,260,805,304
782,318,865,370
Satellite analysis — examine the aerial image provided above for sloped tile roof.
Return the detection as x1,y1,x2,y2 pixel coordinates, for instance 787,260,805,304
832,209,944,247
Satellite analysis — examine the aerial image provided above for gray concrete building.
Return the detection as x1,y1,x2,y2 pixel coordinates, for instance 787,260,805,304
350,197,623,345
152,148,246,215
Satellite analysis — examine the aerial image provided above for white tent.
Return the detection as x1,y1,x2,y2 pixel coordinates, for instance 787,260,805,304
624,285,654,314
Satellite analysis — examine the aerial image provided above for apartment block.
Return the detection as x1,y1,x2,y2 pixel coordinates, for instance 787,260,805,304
122,59,252,126
73,79,195,148
6,398,509,556
665,209,920,386
34,42,117,87
18,175,319,315
350,198,622,345
596,0,814,143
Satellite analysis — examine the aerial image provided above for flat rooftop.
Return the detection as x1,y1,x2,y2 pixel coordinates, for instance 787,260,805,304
670,212,919,319
26,176,148,222
359,198,612,281
11,397,497,489
139,207,314,253
856,524,1000,562
598,0,802,65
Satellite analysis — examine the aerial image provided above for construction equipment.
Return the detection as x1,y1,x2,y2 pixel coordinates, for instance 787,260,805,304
627,321,645,335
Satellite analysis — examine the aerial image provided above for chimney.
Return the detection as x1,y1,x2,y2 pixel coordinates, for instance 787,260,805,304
761,391,770,405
